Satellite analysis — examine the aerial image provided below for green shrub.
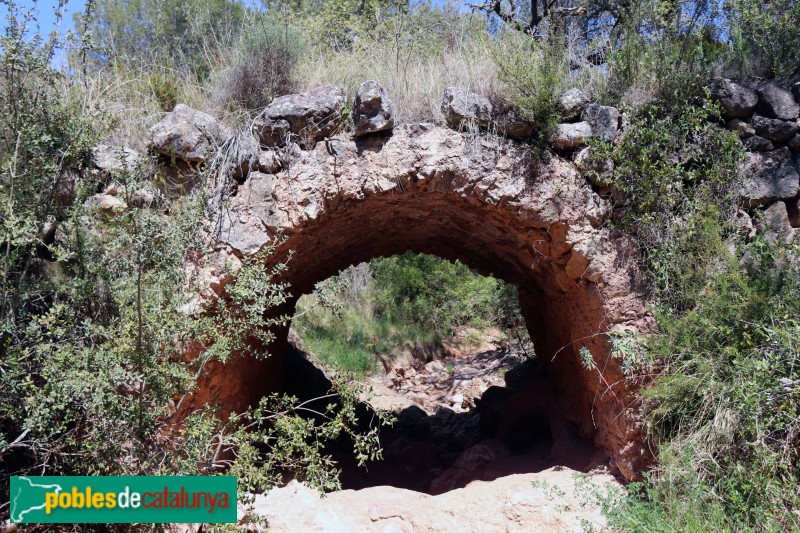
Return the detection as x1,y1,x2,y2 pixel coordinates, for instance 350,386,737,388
724,0,800,83
213,17,306,112
594,97,800,530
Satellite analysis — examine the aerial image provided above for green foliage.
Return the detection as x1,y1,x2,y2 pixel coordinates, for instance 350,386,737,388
605,0,726,106
295,302,437,377
590,100,743,307
492,30,570,150
724,0,800,83
594,97,800,530
294,253,530,376
0,4,383,516
214,16,306,112
85,0,246,75
370,252,516,335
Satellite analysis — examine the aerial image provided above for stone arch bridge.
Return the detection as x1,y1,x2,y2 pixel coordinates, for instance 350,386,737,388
130,78,800,482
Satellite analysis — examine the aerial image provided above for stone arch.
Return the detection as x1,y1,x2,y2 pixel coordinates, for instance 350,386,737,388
194,125,651,480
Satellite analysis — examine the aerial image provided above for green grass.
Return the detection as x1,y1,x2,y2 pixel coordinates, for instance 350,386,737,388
294,295,437,378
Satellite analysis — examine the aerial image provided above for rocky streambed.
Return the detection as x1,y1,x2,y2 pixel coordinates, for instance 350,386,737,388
241,328,622,532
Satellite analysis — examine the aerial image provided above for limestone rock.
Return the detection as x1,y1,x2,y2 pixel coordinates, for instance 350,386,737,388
581,103,619,142
93,144,143,174
84,193,126,216
353,80,395,137
250,468,619,533
252,117,290,147
490,96,536,140
225,132,261,180
750,114,798,142
148,104,232,162
256,150,282,174
734,209,757,240
739,148,800,206
574,146,614,187
556,88,590,120
743,135,774,152
550,121,592,150
727,118,755,138
254,85,346,148
790,198,800,228
710,78,758,119
198,124,650,481
757,81,800,120
441,87,493,128
758,201,795,244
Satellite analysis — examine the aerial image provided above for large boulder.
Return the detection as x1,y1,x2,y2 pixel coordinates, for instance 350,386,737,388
556,88,590,120
550,121,593,150
750,115,799,142
441,87,493,128
739,148,800,206
743,135,774,152
490,95,536,140
757,81,800,120
353,80,396,137
148,104,232,162
254,85,346,148
710,78,758,119
758,201,795,244
581,103,619,142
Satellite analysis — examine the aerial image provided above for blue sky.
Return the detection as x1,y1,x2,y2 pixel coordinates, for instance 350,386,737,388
0,0,86,35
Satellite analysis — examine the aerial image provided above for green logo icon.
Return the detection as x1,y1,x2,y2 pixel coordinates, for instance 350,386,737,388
9,476,237,524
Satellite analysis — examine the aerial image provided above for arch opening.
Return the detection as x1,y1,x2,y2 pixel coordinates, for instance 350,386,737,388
284,253,604,494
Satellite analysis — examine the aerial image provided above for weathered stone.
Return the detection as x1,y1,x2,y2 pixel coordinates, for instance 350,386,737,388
256,150,283,174
148,104,232,162
93,144,143,174
789,198,800,228
581,103,619,142
103,182,158,207
757,81,800,120
550,121,593,150
84,193,126,215
758,201,795,244
490,95,536,140
750,114,799,142
254,86,346,148
574,147,614,187
743,135,774,151
54,172,78,207
793,82,800,103
733,209,757,240
441,87,493,128
709,78,758,119
226,132,261,180
739,148,800,206
727,118,755,138
353,80,395,137
253,117,291,147
557,88,590,120
251,468,618,532
788,135,800,152
194,124,649,482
